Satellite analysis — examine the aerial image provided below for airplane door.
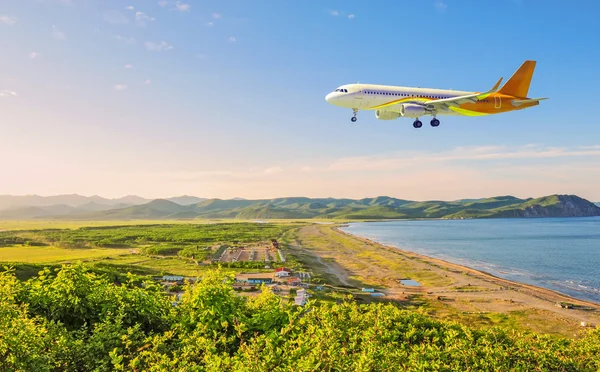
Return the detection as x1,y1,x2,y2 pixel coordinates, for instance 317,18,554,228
494,96,502,109
354,89,363,107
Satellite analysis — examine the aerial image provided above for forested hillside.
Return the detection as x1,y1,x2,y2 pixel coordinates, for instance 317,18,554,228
2,265,600,371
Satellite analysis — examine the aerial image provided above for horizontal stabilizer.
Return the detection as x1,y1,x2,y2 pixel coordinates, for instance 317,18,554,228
511,97,548,106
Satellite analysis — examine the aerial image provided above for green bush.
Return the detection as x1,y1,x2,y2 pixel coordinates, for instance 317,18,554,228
1,265,600,371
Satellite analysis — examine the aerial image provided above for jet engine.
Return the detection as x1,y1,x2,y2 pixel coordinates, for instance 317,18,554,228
375,110,401,120
399,104,426,118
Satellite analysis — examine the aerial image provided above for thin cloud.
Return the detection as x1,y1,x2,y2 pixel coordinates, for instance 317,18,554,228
434,0,448,12
325,145,600,172
29,52,40,59
228,36,237,42
0,15,17,25
144,41,173,51
145,79,152,84
0,90,18,97
135,12,155,27
329,10,355,20
158,0,168,7
175,1,191,12
212,13,222,19
52,25,66,40
263,166,283,175
116,35,136,44
114,84,127,91
205,21,214,27
124,64,134,69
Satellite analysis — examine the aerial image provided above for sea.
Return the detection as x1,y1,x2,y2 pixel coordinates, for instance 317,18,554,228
340,217,600,303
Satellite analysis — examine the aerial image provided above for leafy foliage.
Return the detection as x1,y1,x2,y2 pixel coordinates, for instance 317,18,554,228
2,265,600,371
0,223,293,249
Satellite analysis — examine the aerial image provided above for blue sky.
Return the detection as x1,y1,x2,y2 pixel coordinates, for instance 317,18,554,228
1,0,600,201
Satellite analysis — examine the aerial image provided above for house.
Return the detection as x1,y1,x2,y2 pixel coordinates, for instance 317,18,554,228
287,277,301,286
275,267,291,277
247,277,273,285
294,296,307,306
163,275,185,283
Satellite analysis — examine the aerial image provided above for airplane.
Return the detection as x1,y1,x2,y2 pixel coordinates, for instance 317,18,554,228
325,60,547,128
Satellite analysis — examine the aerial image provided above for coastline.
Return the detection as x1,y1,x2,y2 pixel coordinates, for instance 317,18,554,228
335,225,600,309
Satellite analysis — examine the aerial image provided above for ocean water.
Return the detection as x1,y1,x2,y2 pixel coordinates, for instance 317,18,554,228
340,217,600,303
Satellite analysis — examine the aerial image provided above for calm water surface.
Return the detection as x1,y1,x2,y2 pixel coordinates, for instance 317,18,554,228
341,217,600,303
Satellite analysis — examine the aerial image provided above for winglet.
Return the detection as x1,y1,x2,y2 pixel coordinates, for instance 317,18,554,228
490,77,503,93
476,77,503,100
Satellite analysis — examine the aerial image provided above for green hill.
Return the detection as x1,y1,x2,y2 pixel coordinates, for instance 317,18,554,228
10,194,600,220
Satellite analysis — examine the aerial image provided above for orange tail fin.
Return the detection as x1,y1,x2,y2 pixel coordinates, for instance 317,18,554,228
498,60,536,98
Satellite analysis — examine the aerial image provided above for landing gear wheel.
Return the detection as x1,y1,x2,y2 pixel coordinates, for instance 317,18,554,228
430,118,440,127
351,116,357,122
413,120,423,129
351,108,358,122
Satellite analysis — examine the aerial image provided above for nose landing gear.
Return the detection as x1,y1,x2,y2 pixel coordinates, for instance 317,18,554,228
351,108,358,122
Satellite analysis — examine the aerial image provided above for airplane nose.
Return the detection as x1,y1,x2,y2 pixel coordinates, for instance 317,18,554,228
325,92,334,103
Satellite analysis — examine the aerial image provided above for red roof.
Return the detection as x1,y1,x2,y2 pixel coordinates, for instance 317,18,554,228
287,278,301,284
276,267,291,272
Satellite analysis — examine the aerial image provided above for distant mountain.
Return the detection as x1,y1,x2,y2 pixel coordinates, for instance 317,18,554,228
595,202,600,207
166,195,207,205
6,194,597,221
0,204,77,219
0,194,151,211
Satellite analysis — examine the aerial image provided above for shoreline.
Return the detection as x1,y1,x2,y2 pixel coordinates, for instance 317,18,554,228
334,226,600,309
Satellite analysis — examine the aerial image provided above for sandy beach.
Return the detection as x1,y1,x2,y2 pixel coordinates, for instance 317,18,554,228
287,224,600,337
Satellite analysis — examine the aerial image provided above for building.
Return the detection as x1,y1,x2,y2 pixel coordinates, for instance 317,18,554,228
163,275,185,283
294,296,307,306
275,267,291,277
247,277,273,285
288,277,301,286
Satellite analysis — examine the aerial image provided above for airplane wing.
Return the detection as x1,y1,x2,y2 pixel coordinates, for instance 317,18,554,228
422,77,504,110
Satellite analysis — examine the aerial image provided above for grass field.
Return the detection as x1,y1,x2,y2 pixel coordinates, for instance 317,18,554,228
0,245,130,263
0,219,313,231
0,221,295,280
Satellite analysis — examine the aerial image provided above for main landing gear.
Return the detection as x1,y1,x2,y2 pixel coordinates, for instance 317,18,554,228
412,118,441,129
351,108,358,122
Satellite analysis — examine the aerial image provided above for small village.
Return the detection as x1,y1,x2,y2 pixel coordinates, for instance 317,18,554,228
156,239,322,306
160,266,314,306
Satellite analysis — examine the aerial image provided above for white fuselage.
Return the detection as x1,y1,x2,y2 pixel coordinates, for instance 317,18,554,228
325,83,472,116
